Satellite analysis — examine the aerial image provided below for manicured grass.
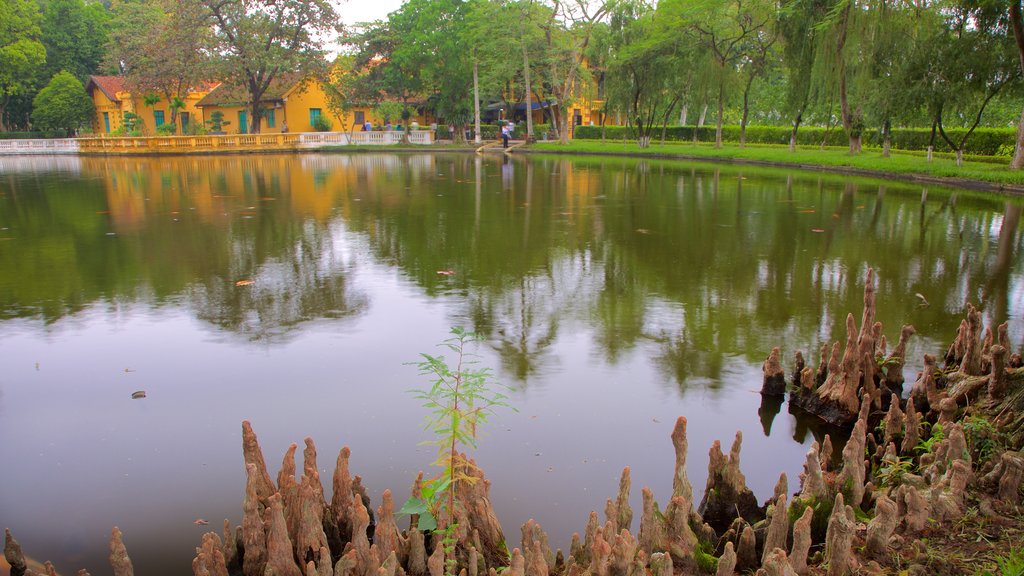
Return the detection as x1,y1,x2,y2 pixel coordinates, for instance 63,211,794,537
528,140,1024,189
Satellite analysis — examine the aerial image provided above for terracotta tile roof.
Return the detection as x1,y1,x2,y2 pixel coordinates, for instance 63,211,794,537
196,73,306,107
87,76,127,102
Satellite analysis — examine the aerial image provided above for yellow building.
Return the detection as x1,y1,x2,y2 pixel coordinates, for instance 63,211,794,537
195,75,427,134
86,76,213,135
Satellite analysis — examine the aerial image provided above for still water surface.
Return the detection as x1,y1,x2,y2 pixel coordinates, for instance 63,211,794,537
0,153,1022,576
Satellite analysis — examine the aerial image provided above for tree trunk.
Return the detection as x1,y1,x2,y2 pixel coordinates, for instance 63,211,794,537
250,102,263,134
928,121,936,162
1010,0,1024,169
473,59,481,144
882,119,891,158
790,111,802,152
523,45,533,141
698,104,707,126
715,82,724,148
559,105,570,144
680,105,687,126
740,74,754,148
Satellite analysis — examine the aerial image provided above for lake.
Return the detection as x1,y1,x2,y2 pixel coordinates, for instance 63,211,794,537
0,152,1021,576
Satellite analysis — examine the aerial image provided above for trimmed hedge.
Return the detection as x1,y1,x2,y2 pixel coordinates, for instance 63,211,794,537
0,130,67,139
573,125,1017,157
434,122,553,141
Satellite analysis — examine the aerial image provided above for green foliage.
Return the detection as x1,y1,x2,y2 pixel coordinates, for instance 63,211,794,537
374,101,406,125
402,327,513,572
964,415,1003,465
574,125,1018,156
30,70,94,134
984,547,1024,576
312,114,333,132
788,496,834,542
156,123,176,135
208,110,228,133
0,0,46,130
112,111,142,136
915,422,945,455
40,0,110,81
877,456,914,488
694,541,718,573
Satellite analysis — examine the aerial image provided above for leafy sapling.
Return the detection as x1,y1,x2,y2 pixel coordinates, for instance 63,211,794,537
400,327,514,574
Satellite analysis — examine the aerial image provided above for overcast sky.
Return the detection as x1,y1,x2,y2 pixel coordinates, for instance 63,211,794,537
338,0,407,27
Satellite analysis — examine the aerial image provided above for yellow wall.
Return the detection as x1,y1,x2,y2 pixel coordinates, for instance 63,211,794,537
90,89,132,134
281,79,428,133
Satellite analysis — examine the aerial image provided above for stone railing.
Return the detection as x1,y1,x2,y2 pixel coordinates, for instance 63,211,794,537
0,139,80,155
0,131,435,156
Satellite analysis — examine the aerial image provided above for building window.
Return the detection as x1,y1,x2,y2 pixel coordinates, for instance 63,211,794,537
239,110,248,134
180,112,190,130
309,108,321,126
154,110,165,126
103,112,110,133
354,110,365,126
265,109,276,128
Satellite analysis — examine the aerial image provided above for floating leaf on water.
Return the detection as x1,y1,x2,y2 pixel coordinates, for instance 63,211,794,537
436,270,455,276
131,391,146,399
811,229,825,233
235,280,255,286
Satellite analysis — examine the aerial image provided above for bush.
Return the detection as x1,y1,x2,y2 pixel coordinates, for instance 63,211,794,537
572,124,1018,157
0,131,65,139
156,123,177,136
31,71,94,135
312,114,333,132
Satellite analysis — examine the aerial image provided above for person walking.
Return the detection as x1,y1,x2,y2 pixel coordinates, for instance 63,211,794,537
501,123,510,148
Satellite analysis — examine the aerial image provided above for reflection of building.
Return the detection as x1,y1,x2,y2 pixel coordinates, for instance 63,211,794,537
86,76,214,135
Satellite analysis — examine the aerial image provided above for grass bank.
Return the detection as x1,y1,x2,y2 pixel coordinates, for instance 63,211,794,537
527,140,1024,193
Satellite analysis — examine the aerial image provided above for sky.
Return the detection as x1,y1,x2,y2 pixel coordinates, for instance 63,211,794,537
338,0,407,27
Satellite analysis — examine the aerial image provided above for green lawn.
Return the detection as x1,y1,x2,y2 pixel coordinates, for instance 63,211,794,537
527,140,1024,189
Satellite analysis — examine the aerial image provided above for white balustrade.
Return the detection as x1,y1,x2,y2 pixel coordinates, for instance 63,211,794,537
0,129,436,156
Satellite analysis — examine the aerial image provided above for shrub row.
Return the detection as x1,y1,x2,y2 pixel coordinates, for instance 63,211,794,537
434,123,553,141
0,130,69,139
573,125,1018,157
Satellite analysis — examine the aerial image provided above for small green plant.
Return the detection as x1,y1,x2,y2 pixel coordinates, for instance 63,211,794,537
877,456,914,488
984,547,1024,576
312,114,333,132
964,415,1003,464
156,123,176,135
208,111,229,133
915,422,945,454
400,327,513,575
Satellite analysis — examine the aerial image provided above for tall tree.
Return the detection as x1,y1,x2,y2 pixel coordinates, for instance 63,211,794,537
604,0,682,147
0,0,46,131
39,0,110,81
106,0,213,131
199,0,338,133
778,0,829,150
661,0,774,147
540,0,612,143
388,0,474,142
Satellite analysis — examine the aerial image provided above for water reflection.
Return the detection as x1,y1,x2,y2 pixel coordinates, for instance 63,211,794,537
0,153,1022,576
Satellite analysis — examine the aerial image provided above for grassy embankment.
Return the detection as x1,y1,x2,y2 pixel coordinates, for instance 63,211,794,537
527,140,1024,191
